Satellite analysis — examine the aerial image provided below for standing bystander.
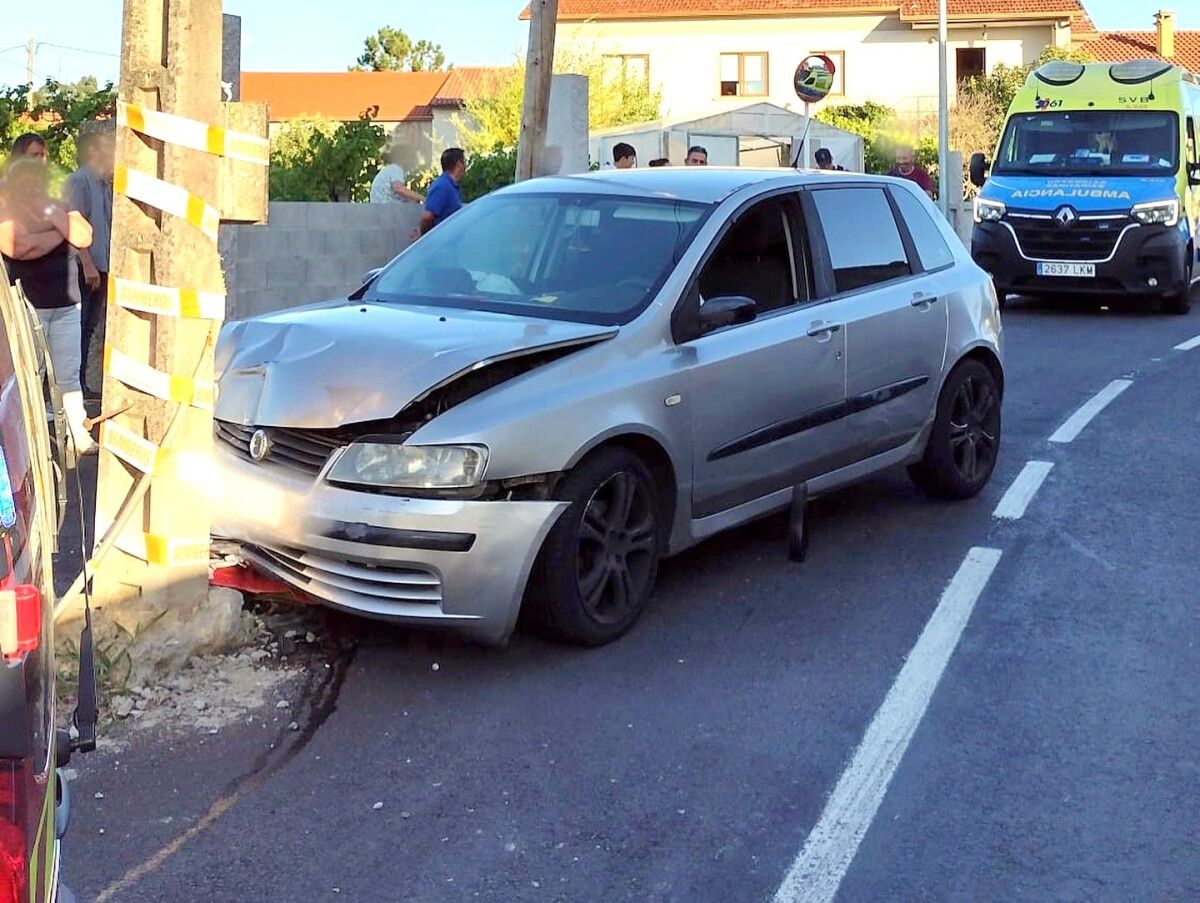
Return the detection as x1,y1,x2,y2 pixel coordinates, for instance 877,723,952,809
0,157,96,454
370,142,425,205
420,148,466,236
685,146,708,166
889,146,935,198
612,143,637,169
64,122,115,398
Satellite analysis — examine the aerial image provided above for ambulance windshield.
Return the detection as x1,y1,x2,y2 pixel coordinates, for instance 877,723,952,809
993,110,1179,177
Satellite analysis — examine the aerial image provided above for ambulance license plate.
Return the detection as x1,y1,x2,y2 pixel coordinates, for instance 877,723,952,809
1037,262,1095,278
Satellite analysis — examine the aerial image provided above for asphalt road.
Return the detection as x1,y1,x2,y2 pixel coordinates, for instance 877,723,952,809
60,292,1200,902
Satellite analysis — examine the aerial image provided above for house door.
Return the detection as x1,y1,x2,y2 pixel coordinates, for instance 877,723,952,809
956,49,986,86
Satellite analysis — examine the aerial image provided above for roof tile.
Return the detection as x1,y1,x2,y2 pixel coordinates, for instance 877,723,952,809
1082,30,1200,75
241,71,450,123
522,0,1090,21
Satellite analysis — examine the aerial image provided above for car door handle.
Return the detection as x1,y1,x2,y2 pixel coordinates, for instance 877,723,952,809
910,292,940,308
806,321,843,338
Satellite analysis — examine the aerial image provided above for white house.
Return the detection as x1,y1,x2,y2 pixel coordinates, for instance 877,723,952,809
525,0,1101,118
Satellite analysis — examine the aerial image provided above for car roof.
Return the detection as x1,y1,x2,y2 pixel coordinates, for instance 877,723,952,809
499,167,902,205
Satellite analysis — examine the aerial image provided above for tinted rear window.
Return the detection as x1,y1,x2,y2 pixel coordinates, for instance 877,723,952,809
812,188,912,293
891,188,956,272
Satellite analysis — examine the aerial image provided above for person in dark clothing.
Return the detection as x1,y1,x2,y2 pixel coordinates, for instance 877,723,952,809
0,158,96,454
814,148,844,171
648,158,670,167
65,123,115,398
420,147,466,236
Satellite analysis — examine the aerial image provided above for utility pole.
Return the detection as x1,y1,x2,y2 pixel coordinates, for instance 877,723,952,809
26,37,35,89
92,0,225,654
937,0,951,217
516,0,559,182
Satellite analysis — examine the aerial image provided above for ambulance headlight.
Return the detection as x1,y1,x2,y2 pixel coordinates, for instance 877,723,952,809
1131,199,1179,228
974,198,1006,223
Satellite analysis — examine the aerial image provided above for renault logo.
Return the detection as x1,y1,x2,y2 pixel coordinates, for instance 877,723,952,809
248,429,272,462
1054,205,1077,227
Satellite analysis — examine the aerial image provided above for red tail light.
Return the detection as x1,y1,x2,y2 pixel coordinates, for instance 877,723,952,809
0,759,28,903
0,586,40,664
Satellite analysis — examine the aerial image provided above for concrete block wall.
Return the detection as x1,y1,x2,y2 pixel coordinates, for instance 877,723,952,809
219,202,422,321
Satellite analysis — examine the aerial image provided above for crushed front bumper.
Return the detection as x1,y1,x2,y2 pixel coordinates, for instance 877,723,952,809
211,442,567,645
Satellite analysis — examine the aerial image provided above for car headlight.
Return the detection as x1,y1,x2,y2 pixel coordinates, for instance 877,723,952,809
326,443,488,490
1131,199,1179,227
974,198,1005,223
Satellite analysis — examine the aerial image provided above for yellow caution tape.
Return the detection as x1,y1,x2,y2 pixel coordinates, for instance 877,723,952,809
114,165,220,243
117,100,269,166
115,529,210,567
99,420,163,475
110,277,225,321
104,345,215,410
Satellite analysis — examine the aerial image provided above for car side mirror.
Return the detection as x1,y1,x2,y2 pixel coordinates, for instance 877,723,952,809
969,153,989,189
698,296,757,334
1189,163,1200,187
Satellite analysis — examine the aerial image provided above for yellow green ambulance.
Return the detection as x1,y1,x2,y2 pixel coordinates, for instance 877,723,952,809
970,58,1200,313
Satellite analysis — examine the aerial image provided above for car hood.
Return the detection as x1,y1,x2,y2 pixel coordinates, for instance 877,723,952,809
980,174,1177,213
214,300,615,429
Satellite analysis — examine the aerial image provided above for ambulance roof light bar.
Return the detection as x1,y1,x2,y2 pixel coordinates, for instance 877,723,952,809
1110,59,1175,85
1034,61,1085,86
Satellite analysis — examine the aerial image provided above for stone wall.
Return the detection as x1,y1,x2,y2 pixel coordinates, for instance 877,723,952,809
219,201,421,321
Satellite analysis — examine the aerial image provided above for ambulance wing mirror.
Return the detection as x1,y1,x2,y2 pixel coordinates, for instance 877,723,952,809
969,153,989,189
1188,163,1200,188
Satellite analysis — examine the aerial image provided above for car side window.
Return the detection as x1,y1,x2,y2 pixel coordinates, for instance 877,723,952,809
811,187,912,293
697,195,807,315
890,187,956,272
1187,116,1198,167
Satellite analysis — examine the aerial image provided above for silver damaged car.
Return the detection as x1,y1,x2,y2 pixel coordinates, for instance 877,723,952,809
212,168,1003,646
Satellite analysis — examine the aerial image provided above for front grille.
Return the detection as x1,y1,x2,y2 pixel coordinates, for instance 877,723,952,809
245,543,443,606
215,421,346,475
1007,213,1132,262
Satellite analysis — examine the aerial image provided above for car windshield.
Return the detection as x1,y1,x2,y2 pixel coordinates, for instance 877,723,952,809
366,191,712,325
993,110,1179,177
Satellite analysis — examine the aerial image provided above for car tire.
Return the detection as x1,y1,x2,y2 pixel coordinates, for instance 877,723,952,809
525,448,662,646
995,286,1010,311
909,359,1002,500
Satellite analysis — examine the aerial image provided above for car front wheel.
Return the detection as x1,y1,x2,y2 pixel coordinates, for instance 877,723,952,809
909,359,1002,500
525,448,661,646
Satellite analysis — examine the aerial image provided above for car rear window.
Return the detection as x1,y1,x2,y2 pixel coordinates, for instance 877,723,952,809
812,187,912,293
891,187,956,272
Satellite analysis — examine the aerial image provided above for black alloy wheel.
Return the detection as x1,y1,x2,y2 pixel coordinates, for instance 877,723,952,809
525,448,662,645
909,359,1002,500
947,373,1000,485
575,471,658,626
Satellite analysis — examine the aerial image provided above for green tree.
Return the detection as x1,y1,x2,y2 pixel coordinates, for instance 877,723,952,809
351,27,446,72
30,77,117,170
456,48,663,156
1,77,116,171
269,114,387,202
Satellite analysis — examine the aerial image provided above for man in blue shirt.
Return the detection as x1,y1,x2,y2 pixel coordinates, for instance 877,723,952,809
420,147,466,235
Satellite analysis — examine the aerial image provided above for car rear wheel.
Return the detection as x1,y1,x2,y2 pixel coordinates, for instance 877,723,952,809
909,359,1002,500
525,448,661,646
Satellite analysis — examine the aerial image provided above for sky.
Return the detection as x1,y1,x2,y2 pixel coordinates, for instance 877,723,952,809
0,0,1196,87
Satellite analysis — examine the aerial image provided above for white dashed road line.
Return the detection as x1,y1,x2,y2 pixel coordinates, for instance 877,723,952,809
1174,335,1200,351
773,547,1003,903
992,461,1054,521
1048,379,1133,444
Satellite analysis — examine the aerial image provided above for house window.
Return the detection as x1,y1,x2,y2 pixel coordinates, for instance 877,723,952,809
603,54,650,90
719,52,768,97
956,48,986,86
810,50,845,97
